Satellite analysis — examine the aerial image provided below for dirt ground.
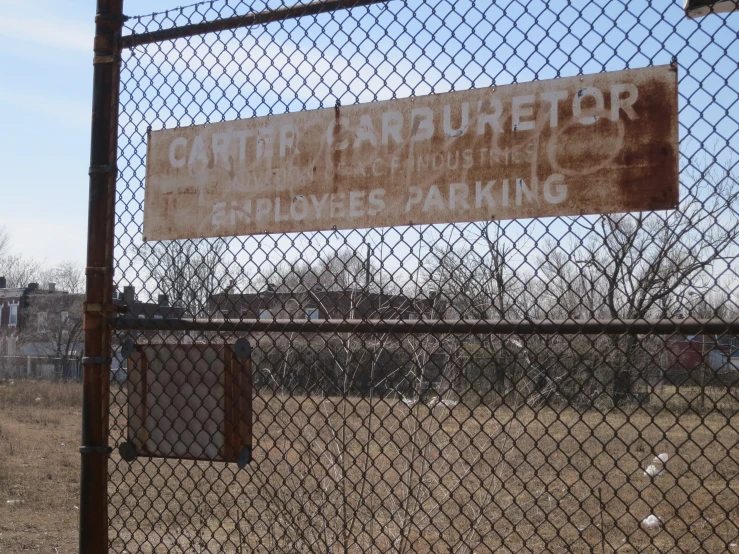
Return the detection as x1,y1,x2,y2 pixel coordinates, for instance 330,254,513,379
0,381,82,554
2,380,739,553
107,385,739,554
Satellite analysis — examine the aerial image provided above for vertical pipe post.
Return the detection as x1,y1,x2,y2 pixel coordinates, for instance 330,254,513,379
80,1,123,553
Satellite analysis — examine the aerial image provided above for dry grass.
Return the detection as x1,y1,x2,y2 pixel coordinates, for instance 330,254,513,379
0,380,82,554
2,380,738,553
108,389,739,554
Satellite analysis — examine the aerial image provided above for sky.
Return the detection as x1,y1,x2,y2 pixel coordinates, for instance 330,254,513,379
111,0,738,293
0,0,737,284
0,0,184,266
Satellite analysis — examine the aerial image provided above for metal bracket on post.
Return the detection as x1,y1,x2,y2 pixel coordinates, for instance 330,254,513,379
79,446,113,455
81,356,112,365
118,441,138,462
95,12,130,23
84,302,120,315
84,300,123,330
92,55,122,65
88,164,118,175
238,447,252,469
120,339,135,359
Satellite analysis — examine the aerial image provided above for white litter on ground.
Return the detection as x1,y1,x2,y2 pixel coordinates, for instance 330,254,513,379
642,515,660,529
643,453,668,477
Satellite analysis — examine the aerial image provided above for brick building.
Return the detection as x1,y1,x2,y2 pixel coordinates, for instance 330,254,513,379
209,283,441,321
0,279,85,377
0,279,188,379
665,334,739,383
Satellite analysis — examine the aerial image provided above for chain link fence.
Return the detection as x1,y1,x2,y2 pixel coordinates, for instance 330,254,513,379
103,0,738,552
0,355,81,380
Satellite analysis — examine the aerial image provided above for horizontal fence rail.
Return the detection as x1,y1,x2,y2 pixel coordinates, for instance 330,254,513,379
111,316,739,335
120,0,394,48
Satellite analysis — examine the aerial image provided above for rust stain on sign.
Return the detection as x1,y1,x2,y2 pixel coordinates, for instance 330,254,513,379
143,65,678,240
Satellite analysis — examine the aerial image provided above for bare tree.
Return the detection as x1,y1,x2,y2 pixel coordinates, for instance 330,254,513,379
18,292,84,378
138,239,235,318
51,261,85,295
423,221,528,320
537,243,611,320
419,222,539,401
685,288,739,320
0,225,10,258
0,254,45,289
539,160,739,403
265,245,388,293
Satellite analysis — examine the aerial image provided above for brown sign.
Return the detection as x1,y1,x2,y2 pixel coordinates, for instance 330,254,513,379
143,65,678,240
126,343,252,466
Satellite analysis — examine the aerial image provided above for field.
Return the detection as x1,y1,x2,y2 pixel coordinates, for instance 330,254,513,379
108,385,739,554
0,381,82,553
2,380,739,553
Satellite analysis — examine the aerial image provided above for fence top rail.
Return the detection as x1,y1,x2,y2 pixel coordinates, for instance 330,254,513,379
120,0,394,49
109,316,739,335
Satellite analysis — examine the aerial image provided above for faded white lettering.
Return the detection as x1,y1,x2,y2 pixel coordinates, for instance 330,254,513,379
477,97,503,134
543,173,567,204
475,181,495,209
443,102,469,137
573,87,604,125
169,137,187,168
541,90,568,127
512,95,535,131
410,107,434,142
382,111,403,146
611,84,639,121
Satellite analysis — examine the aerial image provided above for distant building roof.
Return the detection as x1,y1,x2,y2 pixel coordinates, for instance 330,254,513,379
113,286,189,319
209,288,440,320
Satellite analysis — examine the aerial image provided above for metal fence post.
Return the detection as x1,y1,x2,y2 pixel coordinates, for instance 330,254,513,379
80,1,123,553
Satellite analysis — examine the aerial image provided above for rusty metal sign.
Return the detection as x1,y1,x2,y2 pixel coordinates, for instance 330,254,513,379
124,343,253,467
143,65,678,240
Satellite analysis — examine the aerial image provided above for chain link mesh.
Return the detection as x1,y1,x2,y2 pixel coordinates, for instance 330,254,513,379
110,1,739,552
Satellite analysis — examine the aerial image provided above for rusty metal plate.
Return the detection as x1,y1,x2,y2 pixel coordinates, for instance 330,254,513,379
143,65,678,240
126,343,252,464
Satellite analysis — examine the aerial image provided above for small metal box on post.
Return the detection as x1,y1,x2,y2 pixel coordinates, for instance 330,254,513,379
118,339,254,469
